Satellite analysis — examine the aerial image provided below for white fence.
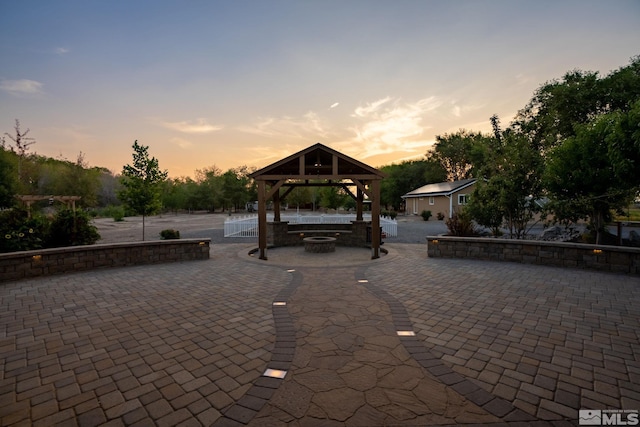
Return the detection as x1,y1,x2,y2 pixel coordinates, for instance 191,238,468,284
224,214,397,238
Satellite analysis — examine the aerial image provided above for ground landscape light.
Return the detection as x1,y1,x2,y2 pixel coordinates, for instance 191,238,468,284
263,368,287,379
396,331,416,336
358,279,368,283
272,302,287,306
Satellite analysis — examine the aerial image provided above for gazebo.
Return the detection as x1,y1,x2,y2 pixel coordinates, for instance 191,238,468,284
249,143,386,260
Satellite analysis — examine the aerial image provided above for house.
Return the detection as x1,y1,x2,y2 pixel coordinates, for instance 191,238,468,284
402,179,477,219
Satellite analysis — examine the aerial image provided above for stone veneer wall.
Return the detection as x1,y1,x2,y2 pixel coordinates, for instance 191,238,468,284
0,239,211,283
426,236,640,275
267,221,371,247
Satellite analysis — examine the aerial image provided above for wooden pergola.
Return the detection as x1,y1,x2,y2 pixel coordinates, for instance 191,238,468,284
16,195,82,217
249,143,386,260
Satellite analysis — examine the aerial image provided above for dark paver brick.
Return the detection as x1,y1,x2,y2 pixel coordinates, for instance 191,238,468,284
1,243,638,425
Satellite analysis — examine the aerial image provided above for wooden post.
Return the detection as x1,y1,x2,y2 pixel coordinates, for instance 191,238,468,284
273,185,281,222
356,186,363,221
257,180,267,260
371,179,381,259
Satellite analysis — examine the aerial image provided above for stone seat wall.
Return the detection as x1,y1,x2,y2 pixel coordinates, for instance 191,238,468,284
426,236,640,275
0,239,211,282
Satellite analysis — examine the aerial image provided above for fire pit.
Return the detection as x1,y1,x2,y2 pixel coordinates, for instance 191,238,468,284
303,236,336,253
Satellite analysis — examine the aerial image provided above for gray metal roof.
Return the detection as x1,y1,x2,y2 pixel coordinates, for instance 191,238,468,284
402,178,476,198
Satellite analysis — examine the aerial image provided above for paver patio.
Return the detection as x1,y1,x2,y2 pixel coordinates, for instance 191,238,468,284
1,243,639,426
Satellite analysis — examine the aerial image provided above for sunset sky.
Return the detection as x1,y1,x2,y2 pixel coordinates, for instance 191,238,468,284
1,1,638,178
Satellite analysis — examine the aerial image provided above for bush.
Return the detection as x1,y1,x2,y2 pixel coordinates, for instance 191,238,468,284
382,210,398,220
436,212,445,220
160,229,180,240
420,210,432,221
0,208,47,253
0,207,100,252
445,210,476,236
47,209,101,247
102,205,125,221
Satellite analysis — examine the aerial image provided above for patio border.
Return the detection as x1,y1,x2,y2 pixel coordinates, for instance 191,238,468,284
0,239,211,282
426,236,640,275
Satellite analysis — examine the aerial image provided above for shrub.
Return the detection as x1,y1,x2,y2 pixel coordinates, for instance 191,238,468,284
420,210,432,221
436,212,445,220
0,208,47,253
389,211,398,220
47,209,101,248
160,229,180,240
445,209,476,236
102,205,125,221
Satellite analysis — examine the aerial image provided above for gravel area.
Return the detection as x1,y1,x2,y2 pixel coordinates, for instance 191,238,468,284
92,212,447,245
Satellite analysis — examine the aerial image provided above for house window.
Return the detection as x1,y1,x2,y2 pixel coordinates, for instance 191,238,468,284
429,197,435,205
458,194,469,205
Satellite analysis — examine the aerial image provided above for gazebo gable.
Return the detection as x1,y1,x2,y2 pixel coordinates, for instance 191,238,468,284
249,143,384,180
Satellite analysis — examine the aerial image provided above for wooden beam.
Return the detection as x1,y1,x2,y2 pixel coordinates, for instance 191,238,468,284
255,174,382,181
280,182,357,188
332,154,338,175
280,186,295,200
16,195,82,202
299,154,305,176
351,179,372,198
340,184,357,200
266,180,286,200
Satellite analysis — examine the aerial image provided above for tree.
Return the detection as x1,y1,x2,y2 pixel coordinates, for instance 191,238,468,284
4,119,36,188
467,116,543,238
97,169,121,207
222,166,256,212
512,57,640,243
286,186,312,209
118,141,168,240
426,130,487,181
466,181,503,236
37,153,101,207
543,111,637,244
600,55,640,114
318,186,348,210
606,99,640,192
514,56,640,152
194,166,222,211
0,144,16,207
161,178,185,214
62,153,101,207
380,159,446,210
220,170,246,212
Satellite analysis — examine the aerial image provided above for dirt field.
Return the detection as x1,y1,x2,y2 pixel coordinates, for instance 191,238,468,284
92,213,230,244
92,212,446,245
